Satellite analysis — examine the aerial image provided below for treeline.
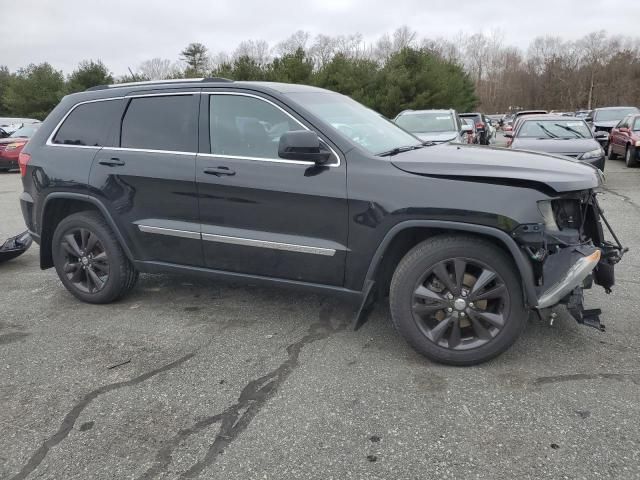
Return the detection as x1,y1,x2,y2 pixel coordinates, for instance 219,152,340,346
3,27,640,121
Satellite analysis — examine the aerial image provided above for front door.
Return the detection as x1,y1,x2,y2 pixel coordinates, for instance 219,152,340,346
90,92,203,266
196,91,348,286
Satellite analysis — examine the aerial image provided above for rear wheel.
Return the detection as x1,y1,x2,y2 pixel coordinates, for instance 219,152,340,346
52,211,138,303
607,143,618,160
625,145,639,168
389,235,527,366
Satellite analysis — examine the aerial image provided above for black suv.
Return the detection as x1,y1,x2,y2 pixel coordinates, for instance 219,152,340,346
19,79,624,365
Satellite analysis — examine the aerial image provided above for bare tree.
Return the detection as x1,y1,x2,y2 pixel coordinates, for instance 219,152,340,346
138,58,182,80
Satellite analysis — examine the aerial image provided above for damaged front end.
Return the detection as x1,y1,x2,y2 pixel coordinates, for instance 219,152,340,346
512,190,626,331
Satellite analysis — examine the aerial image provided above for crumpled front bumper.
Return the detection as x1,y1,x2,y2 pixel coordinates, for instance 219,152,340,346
537,247,601,309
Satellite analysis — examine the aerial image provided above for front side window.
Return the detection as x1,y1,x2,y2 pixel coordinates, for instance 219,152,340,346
633,118,640,131
121,95,196,152
53,100,121,146
395,112,456,133
286,92,421,155
209,94,300,159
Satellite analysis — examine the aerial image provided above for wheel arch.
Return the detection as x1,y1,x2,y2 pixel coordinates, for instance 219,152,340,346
39,193,135,269
364,220,538,308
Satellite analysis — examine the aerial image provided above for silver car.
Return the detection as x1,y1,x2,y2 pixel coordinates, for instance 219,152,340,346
394,109,472,144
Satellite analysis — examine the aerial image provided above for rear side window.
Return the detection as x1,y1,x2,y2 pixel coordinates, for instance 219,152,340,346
121,95,196,152
53,100,121,146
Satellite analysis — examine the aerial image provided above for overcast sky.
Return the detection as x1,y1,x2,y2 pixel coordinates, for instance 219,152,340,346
3,0,640,75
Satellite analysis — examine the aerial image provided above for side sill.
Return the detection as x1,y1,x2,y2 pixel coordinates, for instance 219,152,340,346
134,260,364,301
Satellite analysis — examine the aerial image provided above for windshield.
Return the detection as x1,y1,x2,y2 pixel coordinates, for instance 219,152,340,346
594,108,639,122
286,92,421,155
517,120,592,139
395,112,456,133
10,124,40,138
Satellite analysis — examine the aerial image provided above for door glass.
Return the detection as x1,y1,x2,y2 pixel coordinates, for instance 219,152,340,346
634,118,640,131
209,95,301,159
53,99,121,146
121,95,197,152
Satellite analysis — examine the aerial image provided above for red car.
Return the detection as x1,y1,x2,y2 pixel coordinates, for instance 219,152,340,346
0,123,40,172
607,113,640,168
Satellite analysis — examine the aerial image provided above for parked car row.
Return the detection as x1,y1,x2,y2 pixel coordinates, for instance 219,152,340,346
393,109,496,145
493,105,640,170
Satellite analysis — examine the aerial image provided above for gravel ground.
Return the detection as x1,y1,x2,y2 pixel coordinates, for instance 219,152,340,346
1,140,639,479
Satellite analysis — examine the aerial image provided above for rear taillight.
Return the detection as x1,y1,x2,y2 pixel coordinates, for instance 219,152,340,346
18,152,31,177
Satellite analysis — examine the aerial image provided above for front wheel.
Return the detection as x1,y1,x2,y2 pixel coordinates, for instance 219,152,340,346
52,211,138,303
625,145,639,168
389,235,527,366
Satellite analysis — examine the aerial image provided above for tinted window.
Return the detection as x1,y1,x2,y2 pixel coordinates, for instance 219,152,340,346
53,100,121,146
121,95,196,152
210,95,300,159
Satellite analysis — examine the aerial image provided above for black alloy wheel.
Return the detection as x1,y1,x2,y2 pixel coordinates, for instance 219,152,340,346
52,211,138,303
60,228,109,294
411,257,508,350
389,235,526,365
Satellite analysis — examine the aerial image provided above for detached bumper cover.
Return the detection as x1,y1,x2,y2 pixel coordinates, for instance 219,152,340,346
537,247,601,309
0,231,32,263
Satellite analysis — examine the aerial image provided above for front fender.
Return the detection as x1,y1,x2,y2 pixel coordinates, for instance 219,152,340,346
363,220,538,308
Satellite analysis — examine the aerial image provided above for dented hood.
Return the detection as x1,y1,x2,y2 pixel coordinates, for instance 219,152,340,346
391,143,602,192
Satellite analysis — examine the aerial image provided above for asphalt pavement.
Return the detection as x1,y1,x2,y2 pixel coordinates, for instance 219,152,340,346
1,139,639,479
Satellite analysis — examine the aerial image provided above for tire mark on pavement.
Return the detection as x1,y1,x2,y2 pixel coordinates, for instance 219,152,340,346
9,353,196,480
603,187,640,213
534,372,640,386
138,300,346,480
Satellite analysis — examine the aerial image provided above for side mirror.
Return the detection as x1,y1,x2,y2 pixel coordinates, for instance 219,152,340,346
278,130,332,164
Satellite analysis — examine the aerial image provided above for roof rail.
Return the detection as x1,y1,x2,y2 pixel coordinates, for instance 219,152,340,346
85,77,233,92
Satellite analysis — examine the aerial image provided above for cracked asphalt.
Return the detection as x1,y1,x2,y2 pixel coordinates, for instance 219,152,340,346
1,138,640,479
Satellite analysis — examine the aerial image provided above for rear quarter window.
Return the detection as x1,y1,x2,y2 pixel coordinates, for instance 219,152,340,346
53,100,121,146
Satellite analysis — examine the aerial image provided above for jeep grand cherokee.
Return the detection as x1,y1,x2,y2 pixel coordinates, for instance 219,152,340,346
18,78,625,365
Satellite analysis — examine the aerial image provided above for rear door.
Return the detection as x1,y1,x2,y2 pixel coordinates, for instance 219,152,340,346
90,91,203,266
195,90,348,286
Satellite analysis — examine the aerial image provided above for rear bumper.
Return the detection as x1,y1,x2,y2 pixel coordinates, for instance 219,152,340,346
0,157,18,169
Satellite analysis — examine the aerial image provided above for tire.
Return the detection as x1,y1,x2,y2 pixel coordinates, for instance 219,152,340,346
389,235,527,366
625,145,639,168
607,142,618,160
52,211,138,303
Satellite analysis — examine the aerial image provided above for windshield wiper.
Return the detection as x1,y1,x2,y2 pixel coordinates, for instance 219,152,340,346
536,122,559,138
553,123,585,138
378,143,432,157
